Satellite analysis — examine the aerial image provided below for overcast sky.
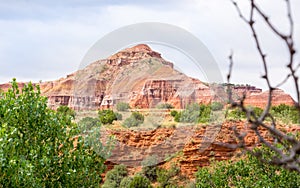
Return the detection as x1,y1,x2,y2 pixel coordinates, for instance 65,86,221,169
0,0,299,98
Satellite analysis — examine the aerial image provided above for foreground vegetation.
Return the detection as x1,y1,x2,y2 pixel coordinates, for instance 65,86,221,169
196,152,300,187
102,162,181,188
0,79,107,187
101,151,300,188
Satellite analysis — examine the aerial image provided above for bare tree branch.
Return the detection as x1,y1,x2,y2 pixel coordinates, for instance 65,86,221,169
228,0,300,172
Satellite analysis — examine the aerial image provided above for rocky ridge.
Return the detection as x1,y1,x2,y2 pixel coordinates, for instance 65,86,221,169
0,44,294,110
103,121,299,179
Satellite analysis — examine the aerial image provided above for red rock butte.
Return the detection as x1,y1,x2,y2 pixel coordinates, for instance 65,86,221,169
0,44,295,110
127,44,152,51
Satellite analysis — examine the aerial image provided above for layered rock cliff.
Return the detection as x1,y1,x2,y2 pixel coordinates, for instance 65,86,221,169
0,44,295,109
103,121,297,178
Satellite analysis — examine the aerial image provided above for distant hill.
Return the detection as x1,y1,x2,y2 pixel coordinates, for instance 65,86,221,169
0,44,295,110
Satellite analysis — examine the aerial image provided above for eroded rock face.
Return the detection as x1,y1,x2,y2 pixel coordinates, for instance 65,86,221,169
103,121,294,178
0,44,295,109
244,88,295,108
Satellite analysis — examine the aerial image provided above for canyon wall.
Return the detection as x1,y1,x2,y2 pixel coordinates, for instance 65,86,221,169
103,121,296,178
0,44,295,110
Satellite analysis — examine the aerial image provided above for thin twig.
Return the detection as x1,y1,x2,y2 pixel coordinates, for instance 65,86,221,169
227,0,300,172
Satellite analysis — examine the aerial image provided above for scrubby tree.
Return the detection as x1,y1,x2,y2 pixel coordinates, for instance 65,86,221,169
157,164,180,188
0,79,106,187
98,109,121,124
56,105,76,119
123,111,144,127
102,164,128,188
119,176,133,188
128,175,152,188
141,155,159,182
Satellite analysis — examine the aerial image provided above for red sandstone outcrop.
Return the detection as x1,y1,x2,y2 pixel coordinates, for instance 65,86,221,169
103,121,294,178
244,88,295,108
0,44,295,109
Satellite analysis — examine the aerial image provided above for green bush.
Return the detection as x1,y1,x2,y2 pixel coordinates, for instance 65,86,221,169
123,112,144,127
226,108,246,120
157,164,180,188
102,164,128,188
156,103,174,109
173,112,181,122
271,104,299,124
141,155,159,182
115,112,123,120
78,117,100,133
98,109,121,124
142,166,158,182
195,154,300,187
252,106,263,117
198,104,212,123
132,111,144,121
0,79,106,187
116,102,130,111
56,105,75,119
120,177,133,188
174,103,211,123
170,110,181,122
226,107,263,120
211,102,224,111
170,110,178,117
128,175,152,188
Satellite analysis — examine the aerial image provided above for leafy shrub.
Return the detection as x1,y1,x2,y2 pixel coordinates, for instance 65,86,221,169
186,181,196,188
98,109,121,124
226,107,263,120
156,103,174,109
123,112,144,127
174,103,211,123
157,164,180,188
252,106,263,117
120,176,133,188
173,113,181,122
210,102,224,111
128,175,152,188
120,176,132,188
141,155,159,182
78,117,100,133
0,79,106,187
170,110,178,117
142,166,158,182
132,111,144,121
116,102,130,111
56,105,75,119
226,108,246,120
271,104,291,114
198,104,212,123
170,110,181,122
115,112,123,120
271,104,299,124
102,164,128,188
179,104,200,123
195,153,300,187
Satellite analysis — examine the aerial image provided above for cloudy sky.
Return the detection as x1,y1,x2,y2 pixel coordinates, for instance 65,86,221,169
0,0,299,98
